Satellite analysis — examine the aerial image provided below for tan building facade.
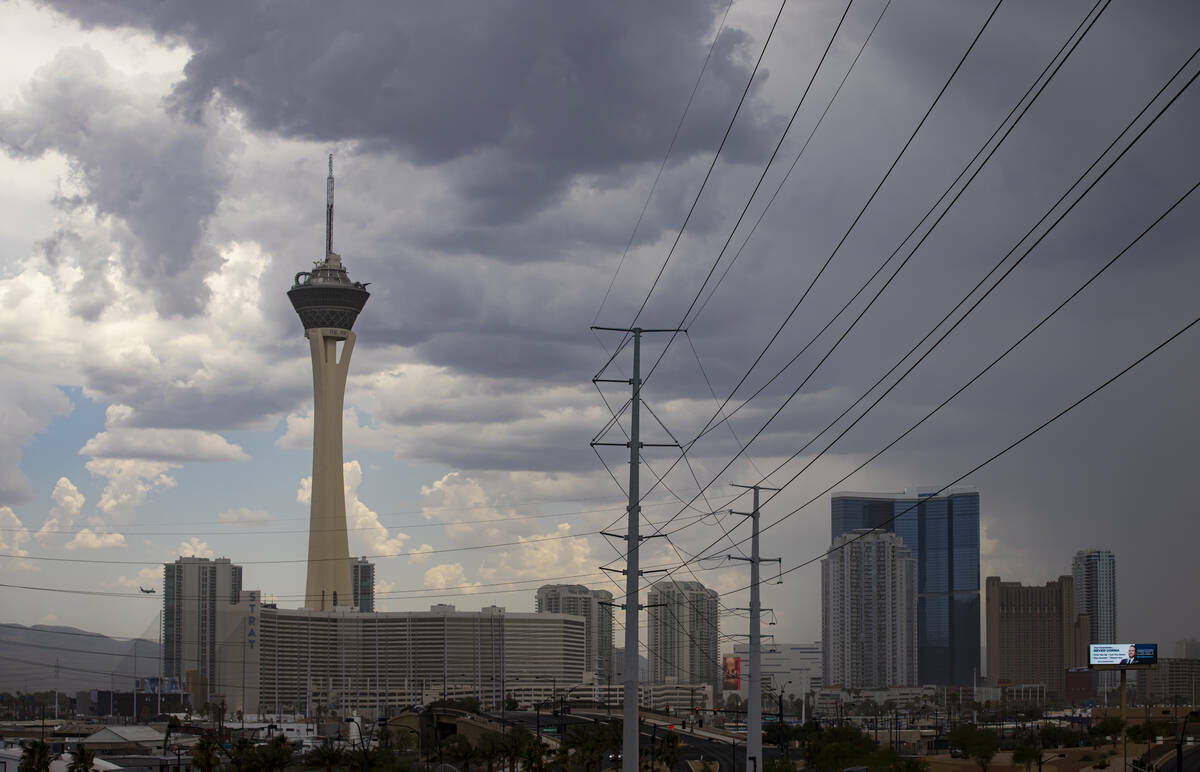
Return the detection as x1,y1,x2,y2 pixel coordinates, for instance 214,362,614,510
985,575,1089,698
1134,658,1200,705
214,599,587,718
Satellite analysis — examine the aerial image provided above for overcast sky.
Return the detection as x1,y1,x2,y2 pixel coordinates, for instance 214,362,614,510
0,0,1197,678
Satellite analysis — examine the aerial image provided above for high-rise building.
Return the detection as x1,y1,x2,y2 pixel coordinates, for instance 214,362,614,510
831,489,981,685
647,580,719,691
1072,549,1117,692
289,156,370,611
822,529,917,689
535,584,614,681
985,575,1090,698
162,556,243,702
1134,658,1200,705
1174,639,1200,659
352,557,375,613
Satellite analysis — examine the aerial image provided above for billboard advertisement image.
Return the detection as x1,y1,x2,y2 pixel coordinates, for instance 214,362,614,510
1089,643,1158,667
722,656,741,691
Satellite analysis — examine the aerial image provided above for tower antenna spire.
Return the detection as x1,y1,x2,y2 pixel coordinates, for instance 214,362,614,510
326,154,335,257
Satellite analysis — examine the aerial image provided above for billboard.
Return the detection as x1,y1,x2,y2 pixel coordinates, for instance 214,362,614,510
1089,643,1158,668
722,656,741,691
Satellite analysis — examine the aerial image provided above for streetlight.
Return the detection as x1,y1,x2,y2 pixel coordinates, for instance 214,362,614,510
1177,710,1199,772
778,680,792,760
1036,751,1065,772
388,723,422,767
344,717,372,772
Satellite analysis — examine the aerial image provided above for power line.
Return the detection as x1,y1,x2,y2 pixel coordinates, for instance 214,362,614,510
653,161,1200,599
0,509,714,566
11,496,712,538
600,0,1009,562
636,0,1109,513
701,47,1200,561
595,0,792,378
686,0,895,330
593,0,736,325
724,311,1200,593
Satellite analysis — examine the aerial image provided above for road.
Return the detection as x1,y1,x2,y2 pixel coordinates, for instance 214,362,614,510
492,710,765,772
1160,744,1200,772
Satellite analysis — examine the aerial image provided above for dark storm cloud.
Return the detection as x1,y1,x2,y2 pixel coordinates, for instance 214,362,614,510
10,0,1197,638
40,0,780,225
0,47,232,316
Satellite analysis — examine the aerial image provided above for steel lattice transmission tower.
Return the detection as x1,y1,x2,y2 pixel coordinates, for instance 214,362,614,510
288,155,370,611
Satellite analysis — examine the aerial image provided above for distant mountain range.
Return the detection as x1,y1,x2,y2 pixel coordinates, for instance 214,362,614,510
0,624,159,693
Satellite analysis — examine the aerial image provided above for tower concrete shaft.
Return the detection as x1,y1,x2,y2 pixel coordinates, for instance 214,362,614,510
304,327,356,610
288,155,370,611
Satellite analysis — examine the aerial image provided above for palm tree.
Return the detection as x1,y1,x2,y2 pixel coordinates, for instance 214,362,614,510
1013,744,1041,772
305,740,347,772
443,733,475,772
504,724,535,772
655,733,681,772
523,737,551,772
190,736,221,772
19,740,52,772
476,731,507,772
230,737,257,770
67,745,97,772
259,734,294,771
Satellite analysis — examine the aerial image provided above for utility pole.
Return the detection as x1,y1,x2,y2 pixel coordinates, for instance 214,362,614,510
730,483,781,772
591,326,681,772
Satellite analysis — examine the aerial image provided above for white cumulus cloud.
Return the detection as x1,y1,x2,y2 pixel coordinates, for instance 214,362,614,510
114,565,161,590
84,458,177,522
423,563,478,592
36,476,85,542
0,507,32,566
217,507,272,526
297,460,410,556
65,527,126,550
175,536,213,559
81,426,249,463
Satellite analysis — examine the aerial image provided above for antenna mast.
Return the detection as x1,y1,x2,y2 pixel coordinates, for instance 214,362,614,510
326,154,335,256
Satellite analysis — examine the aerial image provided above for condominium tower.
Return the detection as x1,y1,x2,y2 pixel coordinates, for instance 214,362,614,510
162,556,243,701
535,584,614,680
831,489,981,685
647,580,719,691
1072,549,1117,690
822,530,917,689
352,557,375,613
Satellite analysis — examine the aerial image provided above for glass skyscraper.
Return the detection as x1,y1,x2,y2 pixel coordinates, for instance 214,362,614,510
830,489,981,685
1072,549,1117,692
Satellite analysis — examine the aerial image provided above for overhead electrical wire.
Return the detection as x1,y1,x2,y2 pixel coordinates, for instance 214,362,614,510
720,312,1200,595
598,0,1011,565
593,0,736,326
0,509,717,567
634,156,1200,600
629,0,1112,517
594,0,792,378
596,29,1200,602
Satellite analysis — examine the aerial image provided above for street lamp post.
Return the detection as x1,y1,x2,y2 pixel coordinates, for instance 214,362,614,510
1177,710,1199,772
1036,752,1065,772
390,724,421,766
778,680,792,759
